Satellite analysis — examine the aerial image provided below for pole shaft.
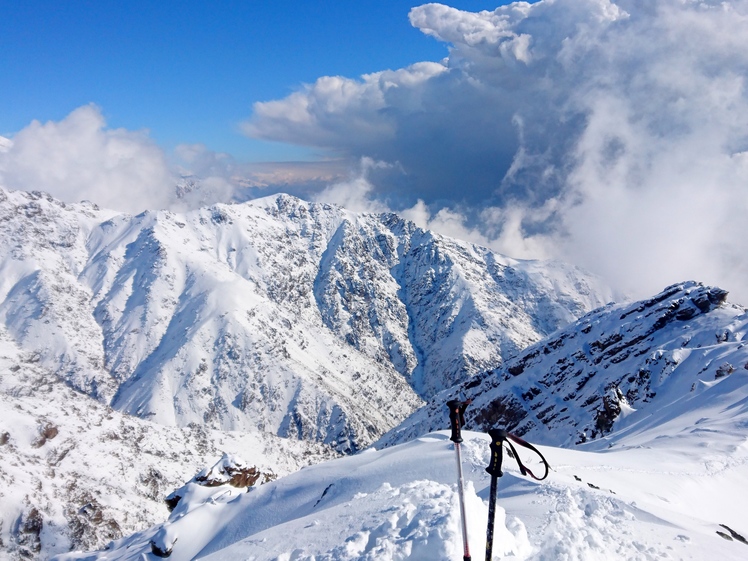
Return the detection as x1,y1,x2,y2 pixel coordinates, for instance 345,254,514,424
454,442,471,561
485,475,498,561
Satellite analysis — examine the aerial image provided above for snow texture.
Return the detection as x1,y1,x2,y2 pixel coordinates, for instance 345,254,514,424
54,425,748,561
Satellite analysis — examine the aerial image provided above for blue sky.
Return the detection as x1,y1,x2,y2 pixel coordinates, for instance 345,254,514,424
0,0,509,161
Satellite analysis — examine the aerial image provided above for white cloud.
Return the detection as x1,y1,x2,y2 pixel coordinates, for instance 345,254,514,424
0,105,175,214
246,0,748,303
244,62,448,154
310,158,393,213
0,107,348,215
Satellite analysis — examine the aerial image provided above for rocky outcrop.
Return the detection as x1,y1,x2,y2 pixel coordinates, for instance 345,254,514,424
379,282,748,449
165,453,276,512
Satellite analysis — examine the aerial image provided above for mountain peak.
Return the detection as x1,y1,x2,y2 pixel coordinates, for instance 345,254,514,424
0,185,612,454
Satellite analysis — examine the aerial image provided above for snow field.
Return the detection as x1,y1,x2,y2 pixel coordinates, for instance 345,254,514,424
53,425,748,560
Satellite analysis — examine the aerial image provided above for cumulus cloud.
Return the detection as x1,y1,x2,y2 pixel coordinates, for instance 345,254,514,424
0,105,348,214
245,0,748,302
0,105,175,213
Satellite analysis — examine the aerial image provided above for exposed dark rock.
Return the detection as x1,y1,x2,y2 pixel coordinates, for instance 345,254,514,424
31,422,58,448
715,363,735,379
165,493,182,513
470,395,527,433
150,538,177,559
166,453,277,512
595,388,625,436
16,507,43,554
67,496,122,550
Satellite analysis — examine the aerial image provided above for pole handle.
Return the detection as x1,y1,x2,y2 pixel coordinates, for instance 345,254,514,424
485,429,507,477
446,399,470,443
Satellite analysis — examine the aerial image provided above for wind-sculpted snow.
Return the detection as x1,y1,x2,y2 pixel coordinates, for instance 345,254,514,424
0,187,610,455
379,281,748,449
54,429,748,560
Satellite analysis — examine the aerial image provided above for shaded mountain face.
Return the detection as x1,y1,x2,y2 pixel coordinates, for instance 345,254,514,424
0,187,610,452
379,282,748,449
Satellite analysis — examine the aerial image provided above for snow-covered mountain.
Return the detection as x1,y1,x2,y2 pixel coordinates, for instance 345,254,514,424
378,281,748,449
0,187,611,455
49,281,748,561
0,323,336,560
5,204,747,561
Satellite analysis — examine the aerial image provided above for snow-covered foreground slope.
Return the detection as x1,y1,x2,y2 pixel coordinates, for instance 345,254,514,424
50,278,748,559
379,282,748,450
0,187,610,453
54,422,748,561
0,326,335,560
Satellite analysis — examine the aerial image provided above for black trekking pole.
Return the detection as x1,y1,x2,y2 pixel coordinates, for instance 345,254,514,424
484,429,507,561
447,399,472,561
483,429,551,561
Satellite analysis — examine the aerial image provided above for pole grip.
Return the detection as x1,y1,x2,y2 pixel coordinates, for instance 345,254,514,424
485,428,507,477
447,399,469,443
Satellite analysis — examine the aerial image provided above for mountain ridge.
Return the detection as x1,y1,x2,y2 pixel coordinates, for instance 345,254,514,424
0,186,612,453
377,281,747,450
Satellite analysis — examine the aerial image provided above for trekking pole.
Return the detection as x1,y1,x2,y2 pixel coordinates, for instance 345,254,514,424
447,399,472,561
483,429,551,561
484,429,506,561
486,429,507,561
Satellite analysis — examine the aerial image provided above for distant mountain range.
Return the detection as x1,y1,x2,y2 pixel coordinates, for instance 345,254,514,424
0,187,611,454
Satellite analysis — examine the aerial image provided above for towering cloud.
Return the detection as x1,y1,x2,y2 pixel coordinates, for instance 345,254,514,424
245,0,748,301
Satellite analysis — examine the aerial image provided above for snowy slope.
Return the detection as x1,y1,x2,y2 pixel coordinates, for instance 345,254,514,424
49,282,748,561
53,426,748,561
0,187,611,454
378,282,748,449
0,325,336,560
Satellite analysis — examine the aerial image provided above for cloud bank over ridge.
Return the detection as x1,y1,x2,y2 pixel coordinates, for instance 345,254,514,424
245,0,748,301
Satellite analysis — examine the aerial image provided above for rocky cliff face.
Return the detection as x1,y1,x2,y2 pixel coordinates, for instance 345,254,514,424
0,187,611,453
379,282,748,449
